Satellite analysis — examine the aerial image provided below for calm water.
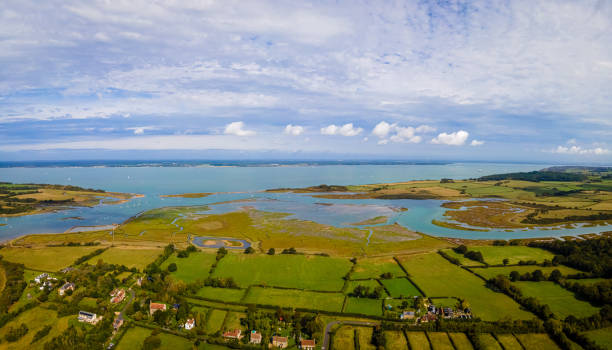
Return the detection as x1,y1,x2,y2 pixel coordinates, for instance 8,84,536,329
1,163,610,240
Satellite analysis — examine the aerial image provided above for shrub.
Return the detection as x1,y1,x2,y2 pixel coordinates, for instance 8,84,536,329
167,263,177,272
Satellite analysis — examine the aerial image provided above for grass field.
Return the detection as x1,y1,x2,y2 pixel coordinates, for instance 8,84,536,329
495,334,523,350
212,253,351,291
380,278,421,298
584,327,612,349
468,246,555,265
356,327,376,350
448,333,474,350
397,253,533,321
406,331,430,350
344,297,382,316
332,326,355,349
513,281,600,318
479,333,502,350
196,287,245,302
242,287,345,312
351,257,406,279
0,246,101,271
117,327,192,350
345,279,383,295
440,249,486,266
161,251,217,283
0,306,71,350
86,247,161,270
428,332,454,350
384,331,408,349
222,312,244,331
514,333,560,350
470,265,581,280
206,309,227,334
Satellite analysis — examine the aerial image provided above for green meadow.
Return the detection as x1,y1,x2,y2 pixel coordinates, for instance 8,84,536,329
380,277,422,297
350,256,406,279
0,246,101,271
384,331,408,349
345,279,383,295
584,327,612,350
398,253,533,321
212,253,351,291
161,251,217,283
513,281,600,318
196,286,245,303
242,287,344,312
86,247,161,270
206,309,227,333
344,297,382,316
470,265,581,280
468,246,555,265
496,334,524,350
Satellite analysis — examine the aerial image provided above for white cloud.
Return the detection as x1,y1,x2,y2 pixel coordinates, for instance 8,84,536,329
377,139,388,145
553,145,609,155
284,124,304,136
431,130,469,146
470,140,485,146
372,122,425,143
567,138,577,145
372,121,393,138
126,126,156,135
224,121,256,136
415,125,436,133
321,123,363,136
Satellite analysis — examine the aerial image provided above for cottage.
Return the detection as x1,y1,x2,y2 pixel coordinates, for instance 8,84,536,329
113,316,124,330
249,331,262,344
400,311,415,320
300,339,316,350
39,281,53,290
34,273,48,284
110,289,126,304
149,302,166,315
184,318,195,330
223,329,242,340
58,282,75,296
420,313,437,323
272,336,289,348
78,311,100,324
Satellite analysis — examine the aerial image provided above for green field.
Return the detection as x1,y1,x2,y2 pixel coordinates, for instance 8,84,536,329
468,246,555,265
162,252,217,283
448,333,474,350
344,297,382,316
380,278,422,297
479,333,502,350
0,246,101,271
350,257,406,279
428,332,454,350
514,333,560,350
470,265,581,280
385,331,408,349
332,326,355,349
584,327,612,349
222,312,244,331
406,331,430,350
212,253,352,291
117,327,192,350
195,286,245,302
87,247,161,270
398,253,533,321
496,334,523,350
206,309,227,333
242,287,345,312
513,281,600,318
0,306,70,350
345,279,383,295
440,249,486,266
356,327,376,350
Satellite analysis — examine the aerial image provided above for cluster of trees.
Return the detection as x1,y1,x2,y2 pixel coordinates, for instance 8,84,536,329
453,245,485,264
203,277,238,289
176,245,198,258
509,269,563,282
4,323,28,342
73,248,107,265
529,237,612,277
477,171,587,182
522,212,612,225
0,259,26,313
349,285,383,299
560,279,612,306
42,320,113,350
487,275,555,320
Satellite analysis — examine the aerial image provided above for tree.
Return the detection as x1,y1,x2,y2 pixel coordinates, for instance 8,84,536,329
244,247,255,254
267,248,275,255
167,263,177,272
503,258,509,266
549,269,562,282
509,271,520,282
143,334,161,350
453,245,468,254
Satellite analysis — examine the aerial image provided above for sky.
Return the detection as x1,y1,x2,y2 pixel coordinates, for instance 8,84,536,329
0,0,611,163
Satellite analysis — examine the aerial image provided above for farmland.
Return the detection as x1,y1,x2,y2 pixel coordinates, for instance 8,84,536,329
380,278,422,297
466,246,555,265
397,253,534,320
344,297,382,316
242,287,345,312
470,265,581,280
0,246,101,271
86,247,161,270
161,251,217,283
513,281,600,318
350,256,406,279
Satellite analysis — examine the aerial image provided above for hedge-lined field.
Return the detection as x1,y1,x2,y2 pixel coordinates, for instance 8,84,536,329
513,281,600,318
241,287,344,312
161,252,217,283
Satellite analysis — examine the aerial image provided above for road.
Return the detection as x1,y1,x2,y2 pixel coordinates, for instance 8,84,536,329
321,320,377,350
107,288,135,348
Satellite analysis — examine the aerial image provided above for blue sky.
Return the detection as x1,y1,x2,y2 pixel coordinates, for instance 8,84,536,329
0,0,611,162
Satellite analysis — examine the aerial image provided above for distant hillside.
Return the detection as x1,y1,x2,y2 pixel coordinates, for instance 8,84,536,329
542,166,612,173
477,171,587,182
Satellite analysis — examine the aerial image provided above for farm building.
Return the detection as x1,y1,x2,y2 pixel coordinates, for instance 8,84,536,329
58,282,75,296
300,339,316,349
223,329,242,339
250,331,262,344
149,302,166,315
272,336,289,348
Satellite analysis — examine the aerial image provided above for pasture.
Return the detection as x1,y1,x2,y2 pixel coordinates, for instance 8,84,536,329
116,327,192,350
206,309,227,333
470,265,580,280
350,257,405,279
162,251,217,283
86,247,161,270
0,306,71,350
196,286,245,303
242,287,344,312
584,327,612,349
468,246,555,265
345,279,383,295
332,326,355,349
397,253,533,321
513,281,600,318
344,297,382,316
0,246,100,271
380,278,422,298
212,253,351,291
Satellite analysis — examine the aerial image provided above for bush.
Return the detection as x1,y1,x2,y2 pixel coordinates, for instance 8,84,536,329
267,248,275,255
167,263,177,272
244,247,255,254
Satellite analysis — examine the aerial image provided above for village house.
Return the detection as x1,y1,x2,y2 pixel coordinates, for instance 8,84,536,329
113,315,124,330
34,273,48,284
39,281,53,290
223,329,242,340
184,318,195,330
272,336,288,348
420,313,437,323
149,302,166,315
58,282,75,296
110,288,126,303
249,331,262,344
300,339,316,350
400,311,415,320
78,311,100,324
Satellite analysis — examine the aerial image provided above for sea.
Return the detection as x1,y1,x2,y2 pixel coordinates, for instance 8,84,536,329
1,161,610,241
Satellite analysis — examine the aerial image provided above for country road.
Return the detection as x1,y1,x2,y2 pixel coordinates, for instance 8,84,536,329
321,320,378,350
